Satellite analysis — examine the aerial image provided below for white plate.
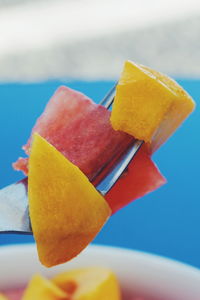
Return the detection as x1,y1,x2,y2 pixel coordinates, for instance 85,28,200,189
0,244,200,299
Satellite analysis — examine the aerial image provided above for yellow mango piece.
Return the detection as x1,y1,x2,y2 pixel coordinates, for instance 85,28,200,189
0,293,9,300
52,267,121,300
28,134,111,267
22,274,67,300
111,60,195,152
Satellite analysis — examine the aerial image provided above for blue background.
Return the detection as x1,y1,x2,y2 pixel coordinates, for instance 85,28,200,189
0,80,199,268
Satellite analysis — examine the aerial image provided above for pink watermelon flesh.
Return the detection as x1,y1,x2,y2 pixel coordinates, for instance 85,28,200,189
3,288,24,300
13,86,133,180
13,86,166,213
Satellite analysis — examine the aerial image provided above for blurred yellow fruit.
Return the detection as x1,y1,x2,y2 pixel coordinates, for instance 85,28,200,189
52,267,121,300
28,134,111,267
0,293,9,300
22,274,67,300
111,60,195,152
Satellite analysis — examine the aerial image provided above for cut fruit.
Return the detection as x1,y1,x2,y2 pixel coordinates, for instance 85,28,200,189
111,60,195,152
14,85,165,214
52,267,121,300
3,289,24,300
13,86,133,180
28,133,111,267
22,274,67,300
14,157,28,175
105,145,166,213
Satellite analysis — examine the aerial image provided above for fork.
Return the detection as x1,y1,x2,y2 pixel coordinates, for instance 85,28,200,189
0,86,143,234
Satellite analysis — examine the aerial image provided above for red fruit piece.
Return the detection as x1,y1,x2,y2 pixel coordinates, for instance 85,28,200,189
3,288,24,300
13,86,165,213
105,145,166,214
13,86,133,181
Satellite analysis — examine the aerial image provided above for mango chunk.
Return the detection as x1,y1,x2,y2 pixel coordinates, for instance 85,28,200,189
52,267,121,300
111,60,195,152
28,134,111,267
22,274,67,300
0,294,9,300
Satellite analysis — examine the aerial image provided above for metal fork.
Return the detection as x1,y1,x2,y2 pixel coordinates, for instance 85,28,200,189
0,86,143,234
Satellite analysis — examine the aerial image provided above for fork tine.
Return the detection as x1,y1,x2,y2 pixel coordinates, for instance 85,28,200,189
97,140,143,196
0,84,142,234
99,84,116,109
98,84,143,196
0,178,31,234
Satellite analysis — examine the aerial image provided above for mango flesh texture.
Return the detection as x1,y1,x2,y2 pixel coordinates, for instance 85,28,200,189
22,274,68,300
111,61,195,152
52,267,121,300
28,134,111,267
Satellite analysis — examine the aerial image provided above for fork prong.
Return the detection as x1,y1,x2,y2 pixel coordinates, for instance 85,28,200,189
0,84,142,234
0,178,32,234
97,140,143,196
98,84,143,195
99,84,116,109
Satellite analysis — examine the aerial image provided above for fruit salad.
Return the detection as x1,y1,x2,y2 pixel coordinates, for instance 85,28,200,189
12,60,195,267
2,267,121,300
0,267,163,300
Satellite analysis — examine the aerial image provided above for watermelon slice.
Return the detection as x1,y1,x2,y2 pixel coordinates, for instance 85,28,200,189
14,86,133,181
105,145,165,213
13,86,165,213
